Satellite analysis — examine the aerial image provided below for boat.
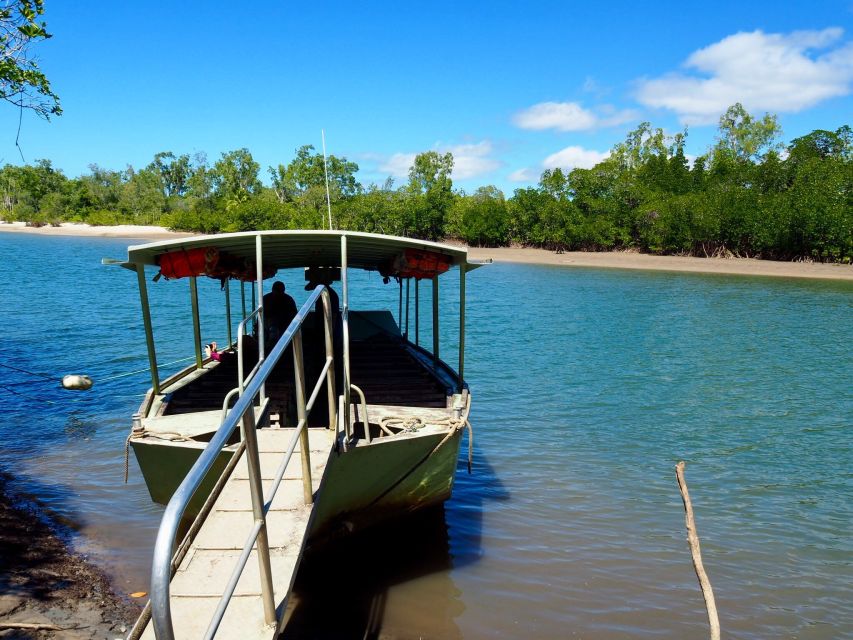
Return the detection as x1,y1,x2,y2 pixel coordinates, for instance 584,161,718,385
111,230,483,639
111,230,485,637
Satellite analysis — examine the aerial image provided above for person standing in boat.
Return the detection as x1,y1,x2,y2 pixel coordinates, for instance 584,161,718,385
263,281,298,349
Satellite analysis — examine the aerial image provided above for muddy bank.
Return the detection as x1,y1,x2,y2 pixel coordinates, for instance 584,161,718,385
0,473,140,639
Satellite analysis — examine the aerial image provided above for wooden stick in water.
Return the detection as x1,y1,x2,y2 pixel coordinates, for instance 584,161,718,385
676,461,721,640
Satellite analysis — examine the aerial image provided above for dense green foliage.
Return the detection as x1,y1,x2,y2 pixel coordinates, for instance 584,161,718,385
2,104,850,262
0,0,60,118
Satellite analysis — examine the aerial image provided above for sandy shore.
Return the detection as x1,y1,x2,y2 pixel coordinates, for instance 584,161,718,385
0,221,192,239
2,222,851,281
466,246,853,281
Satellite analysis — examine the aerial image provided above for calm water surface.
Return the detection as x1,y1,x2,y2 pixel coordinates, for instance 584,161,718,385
0,232,850,639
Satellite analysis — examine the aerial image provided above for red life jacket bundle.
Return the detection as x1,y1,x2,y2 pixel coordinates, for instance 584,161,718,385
156,247,276,282
380,248,453,280
208,252,277,282
157,247,219,279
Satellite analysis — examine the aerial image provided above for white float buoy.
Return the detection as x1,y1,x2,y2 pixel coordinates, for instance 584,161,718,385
61,374,93,391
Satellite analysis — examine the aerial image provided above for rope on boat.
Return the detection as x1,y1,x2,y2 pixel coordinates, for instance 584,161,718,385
376,414,474,474
0,361,55,380
99,356,196,383
360,409,475,512
0,355,196,390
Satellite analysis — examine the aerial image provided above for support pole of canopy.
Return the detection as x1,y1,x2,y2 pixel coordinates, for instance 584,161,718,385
459,263,466,390
415,279,419,346
136,264,160,395
255,234,265,404
398,278,403,333
224,279,232,349
251,284,256,333
405,278,410,341
341,235,351,442
432,276,439,366
240,281,247,321
189,277,203,369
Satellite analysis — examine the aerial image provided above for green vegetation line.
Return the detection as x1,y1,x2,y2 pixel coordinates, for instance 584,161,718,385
1,105,850,263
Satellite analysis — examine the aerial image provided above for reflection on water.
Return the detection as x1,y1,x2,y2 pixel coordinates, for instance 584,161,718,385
284,451,509,639
285,507,461,639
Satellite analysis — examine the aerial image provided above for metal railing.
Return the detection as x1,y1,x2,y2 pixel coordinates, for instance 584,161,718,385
237,306,265,401
150,285,338,640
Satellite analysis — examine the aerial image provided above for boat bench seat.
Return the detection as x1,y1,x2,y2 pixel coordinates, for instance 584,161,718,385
141,406,267,441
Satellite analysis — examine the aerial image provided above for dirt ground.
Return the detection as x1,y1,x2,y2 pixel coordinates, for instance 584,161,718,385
0,473,141,639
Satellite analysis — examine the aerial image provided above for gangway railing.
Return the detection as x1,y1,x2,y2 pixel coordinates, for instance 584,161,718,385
236,305,265,400
149,285,338,640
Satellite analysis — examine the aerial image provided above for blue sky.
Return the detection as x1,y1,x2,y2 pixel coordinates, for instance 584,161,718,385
1,0,852,193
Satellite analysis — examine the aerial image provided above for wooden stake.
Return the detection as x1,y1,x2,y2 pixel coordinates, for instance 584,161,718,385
676,461,721,640
0,622,66,631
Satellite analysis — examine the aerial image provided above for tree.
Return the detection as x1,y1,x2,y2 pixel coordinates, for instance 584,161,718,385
611,122,668,170
148,151,191,198
119,166,165,224
714,103,782,162
335,179,407,235
186,152,213,201
788,127,853,164
0,0,60,118
448,186,508,246
406,151,454,239
268,144,360,204
211,148,260,203
538,168,569,199
81,164,122,212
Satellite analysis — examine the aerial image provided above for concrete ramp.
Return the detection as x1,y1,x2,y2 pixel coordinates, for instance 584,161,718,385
140,427,334,639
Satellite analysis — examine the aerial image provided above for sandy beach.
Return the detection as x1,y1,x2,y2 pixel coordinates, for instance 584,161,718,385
466,246,853,281
0,221,193,240
2,221,851,281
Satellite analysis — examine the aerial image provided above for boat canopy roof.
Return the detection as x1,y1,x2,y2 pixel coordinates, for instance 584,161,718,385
124,230,486,275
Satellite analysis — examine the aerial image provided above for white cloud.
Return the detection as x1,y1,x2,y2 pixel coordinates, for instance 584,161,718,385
377,140,501,180
443,141,502,179
378,152,416,178
543,146,609,171
514,102,597,131
508,167,540,182
513,101,637,131
636,28,853,124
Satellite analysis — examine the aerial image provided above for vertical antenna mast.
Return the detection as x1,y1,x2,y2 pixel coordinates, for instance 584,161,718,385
321,129,334,230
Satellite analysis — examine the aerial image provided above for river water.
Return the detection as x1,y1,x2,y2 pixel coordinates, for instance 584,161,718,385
0,232,850,639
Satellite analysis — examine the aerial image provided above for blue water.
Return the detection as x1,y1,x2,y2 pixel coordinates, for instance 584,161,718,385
0,232,850,639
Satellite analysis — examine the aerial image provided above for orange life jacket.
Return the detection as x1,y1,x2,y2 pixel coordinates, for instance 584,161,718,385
157,247,276,282
381,248,453,280
157,247,219,280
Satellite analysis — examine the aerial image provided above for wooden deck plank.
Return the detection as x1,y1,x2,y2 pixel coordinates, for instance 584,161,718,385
139,426,334,640
191,504,313,551
142,596,278,640
170,549,300,597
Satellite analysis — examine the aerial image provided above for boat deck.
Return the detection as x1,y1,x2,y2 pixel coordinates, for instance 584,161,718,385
162,333,449,422
139,427,335,640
